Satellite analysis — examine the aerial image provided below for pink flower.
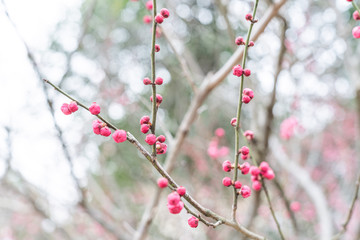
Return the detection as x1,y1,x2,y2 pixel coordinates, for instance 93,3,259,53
157,178,168,188
352,26,360,39
243,88,254,99
177,186,186,196
141,124,150,134
155,44,161,53
92,120,102,135
140,116,150,125
222,177,232,187
155,77,163,85
240,185,251,198
235,37,244,45
230,117,238,127
252,180,262,191
155,14,164,24
263,169,275,180
222,160,232,172
353,10,360,20
167,201,184,214
89,102,101,115
188,216,199,228
143,77,151,85
145,0,153,10
145,134,157,145
112,130,127,143
68,101,78,113
156,135,166,143
243,69,251,77
234,181,242,189
280,116,298,140
240,162,250,174
156,142,167,154
240,146,249,155
100,126,111,137
61,103,72,115
242,95,251,104
167,192,181,205
259,162,269,173
245,13,253,21
233,65,243,77
160,8,170,18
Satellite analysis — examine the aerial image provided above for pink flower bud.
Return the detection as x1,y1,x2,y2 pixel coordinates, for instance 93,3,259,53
160,8,170,18
353,10,360,20
89,102,100,115
177,186,186,196
243,69,251,77
68,101,78,113
140,116,150,125
167,192,181,205
240,146,249,155
100,126,111,137
167,201,184,214
150,94,163,107
141,124,150,134
145,0,153,10
234,181,242,189
112,129,127,143
243,88,254,99
353,26,360,39
155,44,160,52
61,103,71,115
240,162,250,174
157,177,168,188
250,166,260,176
259,162,269,173
188,216,199,228
143,15,152,24
155,77,163,85
244,130,254,140
233,65,243,77
222,160,232,172
143,77,152,85
252,180,262,191
92,120,102,135
155,14,164,24
263,169,275,180
156,142,168,154
235,36,245,45
248,41,255,47
230,117,237,127
222,177,232,187
245,13,253,21
290,201,301,212
242,95,251,104
240,185,251,198
215,128,225,137
156,135,166,143
145,134,157,145
241,154,248,160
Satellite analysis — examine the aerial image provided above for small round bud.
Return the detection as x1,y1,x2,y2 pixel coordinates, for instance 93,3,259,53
263,169,275,180
240,146,249,155
143,15,152,24
177,186,186,196
156,135,166,143
141,124,150,134
157,177,168,188
112,129,127,143
250,166,260,176
240,185,251,198
155,14,164,24
61,103,71,115
242,95,251,104
150,94,163,107
145,0,153,10
222,177,232,187
68,101,78,113
100,126,111,137
235,36,245,45
243,69,251,77
168,201,184,214
160,8,170,18
92,120,102,135
155,44,160,52
140,116,150,125
252,180,262,191
245,13,253,21
243,88,254,99
244,130,254,140
353,10,360,20
234,181,242,189
248,41,255,47
167,192,181,205
188,216,199,228
353,26,360,39
240,162,250,175
241,154,249,160
259,162,269,173
156,142,168,154
222,160,232,172
155,77,163,85
145,134,157,145
230,117,237,127
89,102,101,115
143,77,152,85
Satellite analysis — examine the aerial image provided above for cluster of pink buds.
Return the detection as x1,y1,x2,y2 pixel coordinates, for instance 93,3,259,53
167,188,185,214
61,101,78,115
249,161,275,191
222,177,251,198
140,116,168,154
232,65,251,78
143,77,163,85
239,146,250,160
155,8,170,24
93,120,111,137
235,37,254,47
347,1,360,38
242,88,254,104
140,115,151,133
